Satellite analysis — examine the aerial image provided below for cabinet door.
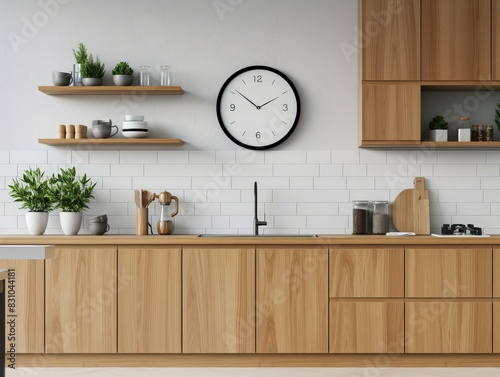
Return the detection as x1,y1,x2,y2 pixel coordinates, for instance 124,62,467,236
118,247,181,353
406,247,492,298
256,246,328,353
362,0,420,80
422,0,490,80
406,301,492,353
330,301,404,353
330,247,403,297
494,302,500,353
361,83,421,144
493,0,500,80
0,260,44,353
45,246,117,353
183,246,255,353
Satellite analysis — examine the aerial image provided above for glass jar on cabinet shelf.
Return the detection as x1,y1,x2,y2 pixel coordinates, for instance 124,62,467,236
352,201,371,235
371,201,389,234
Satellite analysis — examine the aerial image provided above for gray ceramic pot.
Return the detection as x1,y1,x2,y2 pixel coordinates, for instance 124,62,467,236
82,78,103,86
113,75,133,86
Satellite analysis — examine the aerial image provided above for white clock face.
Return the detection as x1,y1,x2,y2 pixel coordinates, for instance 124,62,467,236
217,66,300,150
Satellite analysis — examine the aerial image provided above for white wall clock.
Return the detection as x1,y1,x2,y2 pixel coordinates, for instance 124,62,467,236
216,65,301,150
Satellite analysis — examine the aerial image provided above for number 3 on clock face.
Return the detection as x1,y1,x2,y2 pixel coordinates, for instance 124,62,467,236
216,65,301,150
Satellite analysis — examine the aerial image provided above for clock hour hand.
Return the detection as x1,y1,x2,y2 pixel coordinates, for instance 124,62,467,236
235,90,259,109
259,96,279,108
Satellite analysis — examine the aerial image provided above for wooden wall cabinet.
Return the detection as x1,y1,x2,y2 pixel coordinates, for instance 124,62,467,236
422,0,491,81
0,260,44,353
406,247,492,353
182,246,255,353
117,246,181,353
360,83,421,145
329,247,404,353
45,246,117,353
256,246,328,353
361,0,420,81
493,0,500,80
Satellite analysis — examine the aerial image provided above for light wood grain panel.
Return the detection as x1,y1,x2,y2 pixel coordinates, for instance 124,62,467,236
362,0,420,80
361,83,420,142
330,247,403,297
422,0,490,80
257,246,328,353
117,247,181,353
183,246,255,353
45,246,117,353
406,301,492,353
494,249,500,297
0,260,44,353
494,302,500,353
493,0,500,80
330,301,404,353
406,247,492,298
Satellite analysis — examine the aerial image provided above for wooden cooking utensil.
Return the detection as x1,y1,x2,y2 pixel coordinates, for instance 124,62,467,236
392,177,430,235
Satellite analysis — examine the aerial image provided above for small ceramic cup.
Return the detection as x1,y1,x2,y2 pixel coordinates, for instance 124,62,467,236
52,71,73,86
89,222,110,235
91,120,118,138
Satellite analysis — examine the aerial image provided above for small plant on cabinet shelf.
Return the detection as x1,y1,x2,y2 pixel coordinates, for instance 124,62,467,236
112,61,134,86
495,100,500,133
81,54,105,86
429,115,448,142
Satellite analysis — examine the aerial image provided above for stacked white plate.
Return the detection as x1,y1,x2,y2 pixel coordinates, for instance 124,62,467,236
122,115,148,138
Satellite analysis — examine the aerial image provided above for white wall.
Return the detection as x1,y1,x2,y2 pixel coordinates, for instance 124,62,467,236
1,0,500,235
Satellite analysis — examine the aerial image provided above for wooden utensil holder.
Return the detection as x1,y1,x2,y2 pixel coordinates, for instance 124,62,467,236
136,208,149,235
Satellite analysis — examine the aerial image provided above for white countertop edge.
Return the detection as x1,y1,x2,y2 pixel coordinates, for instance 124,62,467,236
0,245,55,260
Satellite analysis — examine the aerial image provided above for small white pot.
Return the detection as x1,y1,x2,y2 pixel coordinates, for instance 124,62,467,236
26,212,49,236
59,212,83,235
430,129,448,142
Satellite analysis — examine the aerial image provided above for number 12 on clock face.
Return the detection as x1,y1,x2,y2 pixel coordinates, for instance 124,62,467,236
216,66,301,150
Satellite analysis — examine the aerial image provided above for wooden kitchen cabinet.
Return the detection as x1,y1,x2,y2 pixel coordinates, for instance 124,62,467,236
360,83,421,146
117,246,181,353
256,246,328,353
183,246,255,353
406,246,492,298
361,0,420,80
493,0,500,80
329,247,404,353
422,0,490,81
45,246,117,353
493,249,500,352
0,260,44,353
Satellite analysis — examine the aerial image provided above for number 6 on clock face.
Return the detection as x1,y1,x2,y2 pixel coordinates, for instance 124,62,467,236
216,65,301,150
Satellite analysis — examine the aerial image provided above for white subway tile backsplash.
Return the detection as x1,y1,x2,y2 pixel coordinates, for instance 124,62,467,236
274,164,319,177
2,148,500,234
265,150,306,164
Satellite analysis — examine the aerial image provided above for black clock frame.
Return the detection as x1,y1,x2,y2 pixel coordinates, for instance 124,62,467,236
216,65,301,150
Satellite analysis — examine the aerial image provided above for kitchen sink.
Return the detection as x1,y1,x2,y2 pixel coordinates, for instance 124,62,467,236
198,234,318,238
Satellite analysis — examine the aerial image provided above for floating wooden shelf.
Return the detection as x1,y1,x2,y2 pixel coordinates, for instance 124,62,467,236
421,141,500,148
38,86,184,95
38,138,183,146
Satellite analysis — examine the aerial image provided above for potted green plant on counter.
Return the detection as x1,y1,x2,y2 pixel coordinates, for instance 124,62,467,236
48,166,96,235
72,42,88,86
112,61,134,86
429,115,449,142
81,53,105,86
8,167,54,235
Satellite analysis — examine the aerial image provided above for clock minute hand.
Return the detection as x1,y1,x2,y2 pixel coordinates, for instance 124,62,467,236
235,90,259,109
259,96,279,108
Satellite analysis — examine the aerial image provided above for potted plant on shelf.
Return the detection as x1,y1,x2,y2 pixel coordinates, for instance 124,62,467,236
429,115,449,142
72,42,88,86
81,53,105,86
48,167,96,235
8,167,54,235
112,61,134,86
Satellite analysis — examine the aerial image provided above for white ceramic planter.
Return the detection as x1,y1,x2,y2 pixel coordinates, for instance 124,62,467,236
25,212,49,236
59,212,83,235
430,129,448,142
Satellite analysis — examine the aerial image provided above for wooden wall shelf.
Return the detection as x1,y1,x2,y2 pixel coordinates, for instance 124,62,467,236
360,141,500,149
38,86,184,95
38,138,183,146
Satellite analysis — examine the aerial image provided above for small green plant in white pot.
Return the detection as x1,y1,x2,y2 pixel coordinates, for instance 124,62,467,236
112,61,134,86
429,115,449,142
48,167,96,235
8,167,54,235
81,53,105,86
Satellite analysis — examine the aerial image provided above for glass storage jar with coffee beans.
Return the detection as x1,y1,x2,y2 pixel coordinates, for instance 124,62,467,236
352,201,371,234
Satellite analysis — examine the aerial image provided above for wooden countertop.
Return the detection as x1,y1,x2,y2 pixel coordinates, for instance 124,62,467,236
0,234,498,246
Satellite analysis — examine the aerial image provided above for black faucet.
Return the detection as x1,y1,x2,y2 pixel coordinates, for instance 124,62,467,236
253,181,267,236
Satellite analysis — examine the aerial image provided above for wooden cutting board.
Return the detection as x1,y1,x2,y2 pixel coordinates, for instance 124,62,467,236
392,177,430,235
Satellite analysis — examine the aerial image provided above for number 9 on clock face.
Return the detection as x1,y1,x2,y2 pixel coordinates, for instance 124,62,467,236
216,65,301,150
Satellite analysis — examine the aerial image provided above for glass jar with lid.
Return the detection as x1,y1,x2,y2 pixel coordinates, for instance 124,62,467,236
352,201,371,235
371,201,389,234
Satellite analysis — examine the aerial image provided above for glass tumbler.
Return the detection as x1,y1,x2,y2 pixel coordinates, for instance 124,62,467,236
139,65,151,86
160,65,171,86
